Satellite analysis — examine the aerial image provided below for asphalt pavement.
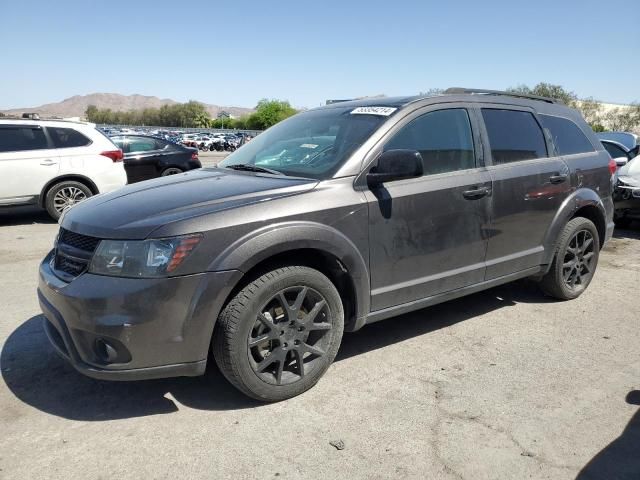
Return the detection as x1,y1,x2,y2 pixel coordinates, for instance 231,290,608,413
0,205,639,480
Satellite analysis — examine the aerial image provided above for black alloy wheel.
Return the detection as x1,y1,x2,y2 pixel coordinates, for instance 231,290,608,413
247,286,332,385
213,266,344,401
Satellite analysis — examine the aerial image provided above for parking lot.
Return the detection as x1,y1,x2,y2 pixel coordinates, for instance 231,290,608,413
0,203,638,479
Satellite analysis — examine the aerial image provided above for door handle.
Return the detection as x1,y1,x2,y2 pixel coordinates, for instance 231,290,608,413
40,159,58,166
462,187,490,200
549,173,568,184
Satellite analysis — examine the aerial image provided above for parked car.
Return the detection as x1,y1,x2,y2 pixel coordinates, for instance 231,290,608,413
39,88,615,401
612,154,640,227
0,118,126,219
600,139,639,168
597,131,639,151
110,135,202,183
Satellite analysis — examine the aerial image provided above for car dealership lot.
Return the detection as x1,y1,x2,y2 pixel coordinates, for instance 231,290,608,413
0,208,639,480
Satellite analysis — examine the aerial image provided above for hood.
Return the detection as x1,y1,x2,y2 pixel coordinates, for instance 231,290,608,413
62,168,317,239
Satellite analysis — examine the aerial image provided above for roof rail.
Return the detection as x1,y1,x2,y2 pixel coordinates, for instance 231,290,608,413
444,87,559,104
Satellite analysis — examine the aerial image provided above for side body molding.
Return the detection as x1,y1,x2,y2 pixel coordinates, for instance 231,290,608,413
208,221,371,330
540,187,606,268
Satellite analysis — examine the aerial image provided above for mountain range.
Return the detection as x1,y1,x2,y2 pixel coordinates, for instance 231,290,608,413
0,93,254,119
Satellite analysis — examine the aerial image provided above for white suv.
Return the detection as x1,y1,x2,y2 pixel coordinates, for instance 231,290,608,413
0,119,127,219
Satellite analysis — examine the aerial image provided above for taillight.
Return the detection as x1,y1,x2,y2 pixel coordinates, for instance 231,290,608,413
608,158,617,176
191,151,199,160
101,149,124,162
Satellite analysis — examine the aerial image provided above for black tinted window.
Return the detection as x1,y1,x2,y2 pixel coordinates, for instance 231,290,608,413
0,126,48,152
602,141,627,159
385,109,475,175
482,109,547,164
128,137,158,153
47,127,91,148
110,136,125,150
539,115,594,155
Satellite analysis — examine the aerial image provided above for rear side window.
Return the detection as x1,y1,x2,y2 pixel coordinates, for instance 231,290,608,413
482,109,547,164
539,114,594,156
385,109,476,175
47,127,91,148
110,136,125,150
0,126,48,152
128,137,159,153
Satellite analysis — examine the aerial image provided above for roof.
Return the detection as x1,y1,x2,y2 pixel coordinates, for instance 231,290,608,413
0,118,94,128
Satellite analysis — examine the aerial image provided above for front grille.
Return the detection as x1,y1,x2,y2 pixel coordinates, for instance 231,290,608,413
59,229,101,252
52,228,101,281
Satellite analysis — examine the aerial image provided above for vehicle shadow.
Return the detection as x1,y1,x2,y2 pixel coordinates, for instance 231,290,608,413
575,390,640,479
1,280,549,421
0,206,55,226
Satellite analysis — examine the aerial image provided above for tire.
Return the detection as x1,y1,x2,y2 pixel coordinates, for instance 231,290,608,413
161,167,183,176
614,215,632,229
213,266,344,402
44,180,93,220
539,217,600,300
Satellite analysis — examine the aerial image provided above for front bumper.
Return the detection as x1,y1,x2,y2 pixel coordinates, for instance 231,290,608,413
38,251,241,381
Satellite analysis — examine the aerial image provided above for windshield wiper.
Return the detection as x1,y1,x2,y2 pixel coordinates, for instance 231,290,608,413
224,164,284,175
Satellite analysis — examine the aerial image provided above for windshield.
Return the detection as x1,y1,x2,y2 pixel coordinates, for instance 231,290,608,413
218,107,391,179
597,132,638,150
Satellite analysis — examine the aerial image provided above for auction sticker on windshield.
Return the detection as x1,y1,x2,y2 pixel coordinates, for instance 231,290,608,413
350,106,397,116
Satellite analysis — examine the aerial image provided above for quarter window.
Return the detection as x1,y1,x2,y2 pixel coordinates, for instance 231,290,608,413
539,114,594,156
47,127,91,148
481,109,547,164
385,109,476,175
0,126,48,152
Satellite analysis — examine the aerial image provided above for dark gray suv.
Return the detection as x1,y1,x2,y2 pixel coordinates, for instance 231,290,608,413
38,88,616,401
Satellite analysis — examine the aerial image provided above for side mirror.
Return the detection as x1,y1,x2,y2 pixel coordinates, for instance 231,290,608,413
367,149,424,188
614,157,628,167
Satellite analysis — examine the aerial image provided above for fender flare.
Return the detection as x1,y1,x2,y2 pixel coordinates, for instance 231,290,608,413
208,221,370,327
541,188,606,266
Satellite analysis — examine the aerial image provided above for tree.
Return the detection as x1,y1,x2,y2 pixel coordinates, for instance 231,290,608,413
245,99,297,130
506,83,640,132
508,83,578,106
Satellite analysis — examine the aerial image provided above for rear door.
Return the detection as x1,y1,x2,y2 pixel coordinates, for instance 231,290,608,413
0,124,59,205
476,106,571,279
365,105,492,310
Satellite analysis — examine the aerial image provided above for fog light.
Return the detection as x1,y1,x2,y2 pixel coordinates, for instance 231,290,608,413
95,338,119,363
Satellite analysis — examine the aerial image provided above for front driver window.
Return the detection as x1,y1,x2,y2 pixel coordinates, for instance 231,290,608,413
385,109,476,175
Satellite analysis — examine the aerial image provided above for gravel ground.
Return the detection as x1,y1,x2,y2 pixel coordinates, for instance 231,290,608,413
0,205,638,480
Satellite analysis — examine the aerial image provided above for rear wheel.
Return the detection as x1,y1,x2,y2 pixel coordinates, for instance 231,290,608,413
539,217,600,300
213,266,344,401
44,181,92,220
161,167,183,176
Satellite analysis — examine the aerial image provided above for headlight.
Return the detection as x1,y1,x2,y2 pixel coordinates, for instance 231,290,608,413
88,234,203,278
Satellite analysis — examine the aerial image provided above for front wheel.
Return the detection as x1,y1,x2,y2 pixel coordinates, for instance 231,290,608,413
213,266,344,401
539,217,600,300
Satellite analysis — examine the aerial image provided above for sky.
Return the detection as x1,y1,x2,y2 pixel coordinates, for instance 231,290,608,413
1,0,638,110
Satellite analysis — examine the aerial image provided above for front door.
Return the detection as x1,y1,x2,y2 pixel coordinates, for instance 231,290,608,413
366,107,491,311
